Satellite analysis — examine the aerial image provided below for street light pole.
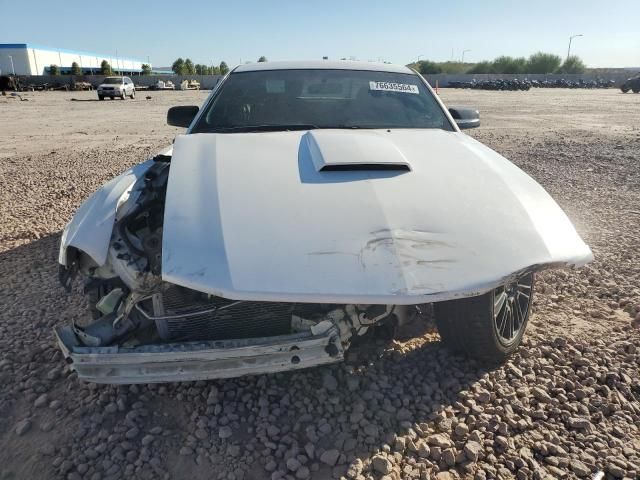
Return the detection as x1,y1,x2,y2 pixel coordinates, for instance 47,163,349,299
461,50,471,63
8,55,15,75
567,34,583,60
417,54,425,62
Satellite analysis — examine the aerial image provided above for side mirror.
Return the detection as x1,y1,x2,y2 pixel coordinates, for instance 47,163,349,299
167,105,199,128
448,107,480,129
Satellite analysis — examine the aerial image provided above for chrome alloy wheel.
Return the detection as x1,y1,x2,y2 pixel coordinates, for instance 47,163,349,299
493,273,534,345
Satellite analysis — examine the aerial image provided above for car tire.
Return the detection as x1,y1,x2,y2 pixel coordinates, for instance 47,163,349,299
633,88,640,94
434,273,534,364
121,91,126,100
621,87,629,93
130,90,135,99
98,95,104,101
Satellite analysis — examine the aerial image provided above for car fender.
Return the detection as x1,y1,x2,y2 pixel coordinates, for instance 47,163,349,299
59,160,155,267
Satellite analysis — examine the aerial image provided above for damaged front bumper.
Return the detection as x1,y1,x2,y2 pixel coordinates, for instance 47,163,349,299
55,325,343,384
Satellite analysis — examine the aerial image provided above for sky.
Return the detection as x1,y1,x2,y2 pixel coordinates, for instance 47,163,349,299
1,0,638,68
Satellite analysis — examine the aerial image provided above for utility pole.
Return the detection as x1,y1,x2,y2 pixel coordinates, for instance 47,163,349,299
461,50,471,63
567,34,583,61
417,54,424,62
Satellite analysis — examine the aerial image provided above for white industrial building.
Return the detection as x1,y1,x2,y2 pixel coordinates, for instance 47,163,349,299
0,43,146,75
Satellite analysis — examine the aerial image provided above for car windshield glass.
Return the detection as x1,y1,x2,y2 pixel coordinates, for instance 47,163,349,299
102,77,123,84
191,69,453,133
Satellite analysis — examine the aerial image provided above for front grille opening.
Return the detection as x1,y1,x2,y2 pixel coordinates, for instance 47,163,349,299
142,286,293,342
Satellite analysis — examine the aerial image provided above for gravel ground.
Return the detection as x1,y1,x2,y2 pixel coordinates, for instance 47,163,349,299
0,89,639,480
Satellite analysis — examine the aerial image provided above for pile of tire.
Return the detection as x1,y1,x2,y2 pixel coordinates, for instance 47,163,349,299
530,79,616,89
448,79,531,91
447,78,618,90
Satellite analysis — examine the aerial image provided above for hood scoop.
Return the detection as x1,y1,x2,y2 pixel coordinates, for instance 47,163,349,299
305,130,412,172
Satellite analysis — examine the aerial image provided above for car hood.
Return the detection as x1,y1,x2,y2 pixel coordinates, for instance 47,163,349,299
161,130,592,304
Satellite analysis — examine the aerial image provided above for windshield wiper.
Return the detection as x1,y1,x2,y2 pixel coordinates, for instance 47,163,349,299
209,124,319,133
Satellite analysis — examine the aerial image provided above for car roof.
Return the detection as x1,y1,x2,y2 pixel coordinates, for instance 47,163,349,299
233,60,414,75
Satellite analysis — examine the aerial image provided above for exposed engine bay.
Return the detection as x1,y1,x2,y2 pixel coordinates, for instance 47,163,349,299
57,156,411,383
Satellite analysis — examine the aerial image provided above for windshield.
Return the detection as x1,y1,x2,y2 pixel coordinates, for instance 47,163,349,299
191,69,453,133
102,77,124,84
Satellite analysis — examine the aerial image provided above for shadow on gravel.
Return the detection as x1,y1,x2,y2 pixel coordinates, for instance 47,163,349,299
0,232,491,480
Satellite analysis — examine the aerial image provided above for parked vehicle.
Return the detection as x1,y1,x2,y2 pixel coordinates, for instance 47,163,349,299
153,80,175,90
56,61,592,384
180,79,201,90
97,76,135,100
620,74,640,93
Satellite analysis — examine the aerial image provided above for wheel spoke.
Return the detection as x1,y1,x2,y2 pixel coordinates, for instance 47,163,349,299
494,291,508,317
515,298,525,330
497,304,508,334
517,283,532,290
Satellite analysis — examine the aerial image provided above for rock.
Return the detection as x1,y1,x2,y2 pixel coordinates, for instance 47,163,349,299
372,455,393,474
442,448,456,467
15,419,31,436
320,449,340,466
454,423,469,437
141,434,154,446
346,459,363,478
532,387,553,403
219,426,233,439
436,472,455,480
322,373,338,391
346,376,359,392
464,441,483,462
125,426,139,439
295,466,310,479
568,417,592,430
286,457,301,472
476,389,491,403
570,459,591,477
34,394,48,408
427,433,453,449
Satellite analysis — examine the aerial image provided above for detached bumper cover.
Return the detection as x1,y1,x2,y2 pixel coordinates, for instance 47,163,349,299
55,326,343,384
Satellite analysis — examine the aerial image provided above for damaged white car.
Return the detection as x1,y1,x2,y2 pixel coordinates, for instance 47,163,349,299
56,61,593,384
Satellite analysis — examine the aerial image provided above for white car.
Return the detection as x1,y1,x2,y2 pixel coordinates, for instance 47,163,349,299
57,61,593,384
97,76,135,100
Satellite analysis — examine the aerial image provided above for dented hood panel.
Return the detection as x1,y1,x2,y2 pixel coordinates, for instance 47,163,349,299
162,130,592,304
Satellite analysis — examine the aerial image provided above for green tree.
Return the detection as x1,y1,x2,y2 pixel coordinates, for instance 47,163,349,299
141,63,152,75
219,61,229,75
194,64,204,75
184,58,195,75
438,61,469,74
415,60,442,75
172,58,185,75
100,60,112,75
492,56,527,74
71,62,82,75
257,56,267,63
558,55,586,74
526,52,562,74
467,61,494,74
49,64,60,75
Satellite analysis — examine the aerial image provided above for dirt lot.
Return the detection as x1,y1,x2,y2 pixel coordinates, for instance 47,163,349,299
0,88,639,480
